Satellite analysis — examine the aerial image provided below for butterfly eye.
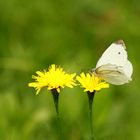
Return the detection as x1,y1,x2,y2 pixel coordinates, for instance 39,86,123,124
118,52,121,54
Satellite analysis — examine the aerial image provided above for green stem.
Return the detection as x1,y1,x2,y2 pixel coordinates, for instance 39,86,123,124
51,89,59,116
51,89,62,140
87,91,95,140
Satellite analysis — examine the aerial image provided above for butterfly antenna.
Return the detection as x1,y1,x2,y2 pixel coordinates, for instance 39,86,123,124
89,68,95,75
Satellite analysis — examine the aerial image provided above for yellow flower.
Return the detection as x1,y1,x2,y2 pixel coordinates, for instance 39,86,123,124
76,72,109,92
28,64,76,94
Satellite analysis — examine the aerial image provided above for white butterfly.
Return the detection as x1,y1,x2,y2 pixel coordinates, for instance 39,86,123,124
93,40,133,85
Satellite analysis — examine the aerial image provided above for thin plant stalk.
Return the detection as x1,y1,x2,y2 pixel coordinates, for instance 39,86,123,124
51,89,62,140
87,91,95,140
51,89,59,116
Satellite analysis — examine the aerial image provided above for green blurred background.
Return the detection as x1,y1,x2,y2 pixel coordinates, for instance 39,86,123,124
0,0,140,140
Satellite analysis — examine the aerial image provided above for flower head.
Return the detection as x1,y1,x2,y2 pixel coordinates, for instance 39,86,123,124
76,72,109,92
28,64,76,94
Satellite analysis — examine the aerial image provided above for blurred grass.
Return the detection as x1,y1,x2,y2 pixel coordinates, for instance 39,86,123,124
0,0,140,139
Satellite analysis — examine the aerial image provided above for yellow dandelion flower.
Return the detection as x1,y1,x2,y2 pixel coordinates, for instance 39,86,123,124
76,72,109,92
28,64,76,94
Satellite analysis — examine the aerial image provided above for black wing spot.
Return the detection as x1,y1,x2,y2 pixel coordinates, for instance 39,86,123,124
118,52,121,54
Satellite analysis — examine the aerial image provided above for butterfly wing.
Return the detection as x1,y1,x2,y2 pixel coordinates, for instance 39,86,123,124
95,40,133,85
122,60,133,78
95,63,132,85
96,40,127,68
